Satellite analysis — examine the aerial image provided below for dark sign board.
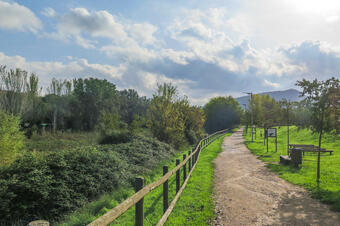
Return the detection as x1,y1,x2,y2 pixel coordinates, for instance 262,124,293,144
267,128,277,137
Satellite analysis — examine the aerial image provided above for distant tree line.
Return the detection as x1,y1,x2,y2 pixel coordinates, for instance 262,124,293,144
242,77,339,147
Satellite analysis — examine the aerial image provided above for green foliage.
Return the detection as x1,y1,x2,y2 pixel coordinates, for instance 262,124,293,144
118,89,149,124
244,126,340,211
72,78,119,131
296,77,340,146
0,135,176,224
0,111,24,165
204,96,242,133
149,83,205,147
98,129,132,144
25,132,98,152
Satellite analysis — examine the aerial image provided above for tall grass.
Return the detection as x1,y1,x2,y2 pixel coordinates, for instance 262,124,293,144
244,126,340,211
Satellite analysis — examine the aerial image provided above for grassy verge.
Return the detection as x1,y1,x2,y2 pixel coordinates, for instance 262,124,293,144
165,132,232,225
244,126,340,211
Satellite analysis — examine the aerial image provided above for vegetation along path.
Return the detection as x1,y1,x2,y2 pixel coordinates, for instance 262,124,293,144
213,129,340,226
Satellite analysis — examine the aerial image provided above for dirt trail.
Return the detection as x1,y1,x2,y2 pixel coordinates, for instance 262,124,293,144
213,129,340,226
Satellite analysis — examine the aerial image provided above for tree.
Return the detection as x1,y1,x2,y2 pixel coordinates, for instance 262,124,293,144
118,89,149,124
204,96,242,133
46,78,65,133
0,66,28,115
148,83,186,147
296,77,339,148
0,111,24,165
296,77,339,182
72,78,119,131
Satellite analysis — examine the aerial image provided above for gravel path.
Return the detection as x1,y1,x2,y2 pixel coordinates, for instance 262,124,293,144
213,129,340,226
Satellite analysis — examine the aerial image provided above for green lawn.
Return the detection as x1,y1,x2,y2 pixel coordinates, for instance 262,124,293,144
244,126,340,211
165,132,231,225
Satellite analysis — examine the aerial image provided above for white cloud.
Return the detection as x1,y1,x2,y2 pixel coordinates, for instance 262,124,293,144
225,0,340,48
0,52,124,86
47,7,159,51
0,1,42,33
264,79,280,88
41,7,56,18
128,23,158,45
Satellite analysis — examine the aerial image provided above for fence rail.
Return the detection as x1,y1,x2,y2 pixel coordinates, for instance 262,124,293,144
88,128,231,226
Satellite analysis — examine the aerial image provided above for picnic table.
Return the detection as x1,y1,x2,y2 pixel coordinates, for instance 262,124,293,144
289,144,333,156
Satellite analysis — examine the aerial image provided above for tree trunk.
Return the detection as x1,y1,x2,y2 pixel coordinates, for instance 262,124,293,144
317,111,324,183
53,108,57,134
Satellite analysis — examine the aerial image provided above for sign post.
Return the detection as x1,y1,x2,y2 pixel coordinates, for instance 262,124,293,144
267,128,277,152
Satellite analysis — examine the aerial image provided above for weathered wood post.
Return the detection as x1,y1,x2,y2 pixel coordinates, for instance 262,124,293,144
267,130,269,152
192,148,195,167
176,159,180,193
275,135,278,153
183,154,187,181
188,151,191,171
163,166,168,213
135,177,144,226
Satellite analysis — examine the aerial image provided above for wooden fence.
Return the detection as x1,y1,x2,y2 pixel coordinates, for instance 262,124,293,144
88,128,231,226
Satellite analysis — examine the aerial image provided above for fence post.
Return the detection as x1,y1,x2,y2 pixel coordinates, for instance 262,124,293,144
176,159,180,193
317,149,321,183
135,177,144,226
191,148,195,167
163,166,168,213
188,151,191,172
183,154,187,181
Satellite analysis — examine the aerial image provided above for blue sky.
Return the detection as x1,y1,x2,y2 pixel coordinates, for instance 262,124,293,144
0,0,340,105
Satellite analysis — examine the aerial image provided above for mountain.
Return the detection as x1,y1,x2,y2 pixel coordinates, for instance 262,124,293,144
236,89,303,108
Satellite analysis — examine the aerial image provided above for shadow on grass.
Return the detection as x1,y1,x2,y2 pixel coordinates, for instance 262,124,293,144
266,163,340,212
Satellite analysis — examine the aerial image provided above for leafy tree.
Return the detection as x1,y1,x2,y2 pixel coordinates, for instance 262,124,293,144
0,111,24,165
72,78,119,131
149,83,186,147
46,79,66,133
204,96,242,133
296,77,340,148
118,89,149,124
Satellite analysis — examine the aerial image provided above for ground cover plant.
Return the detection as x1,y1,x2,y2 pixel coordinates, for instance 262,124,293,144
61,131,233,226
24,132,98,152
59,144,189,226
0,134,176,225
244,126,340,211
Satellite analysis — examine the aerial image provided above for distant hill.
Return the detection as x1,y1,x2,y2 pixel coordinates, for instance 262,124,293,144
236,89,303,108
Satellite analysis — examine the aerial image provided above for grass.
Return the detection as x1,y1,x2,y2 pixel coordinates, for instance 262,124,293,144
58,130,233,226
25,132,98,152
165,132,232,225
244,126,340,211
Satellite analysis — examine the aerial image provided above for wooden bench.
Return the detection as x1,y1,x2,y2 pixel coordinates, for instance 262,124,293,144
289,144,333,156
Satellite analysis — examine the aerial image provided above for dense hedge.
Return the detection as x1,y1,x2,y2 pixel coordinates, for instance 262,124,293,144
0,135,175,224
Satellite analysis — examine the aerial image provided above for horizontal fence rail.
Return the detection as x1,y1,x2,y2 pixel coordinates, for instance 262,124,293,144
88,128,231,226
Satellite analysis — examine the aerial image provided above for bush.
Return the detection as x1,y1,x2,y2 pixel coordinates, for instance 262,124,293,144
0,111,25,165
98,129,132,144
0,135,176,224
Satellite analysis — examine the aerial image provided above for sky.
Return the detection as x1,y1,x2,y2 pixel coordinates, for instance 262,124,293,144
0,0,340,105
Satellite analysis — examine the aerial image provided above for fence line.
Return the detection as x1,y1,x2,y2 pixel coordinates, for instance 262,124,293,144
88,128,231,226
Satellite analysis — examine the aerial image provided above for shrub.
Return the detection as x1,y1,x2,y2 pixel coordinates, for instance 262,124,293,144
98,129,132,144
0,111,25,165
0,135,176,224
